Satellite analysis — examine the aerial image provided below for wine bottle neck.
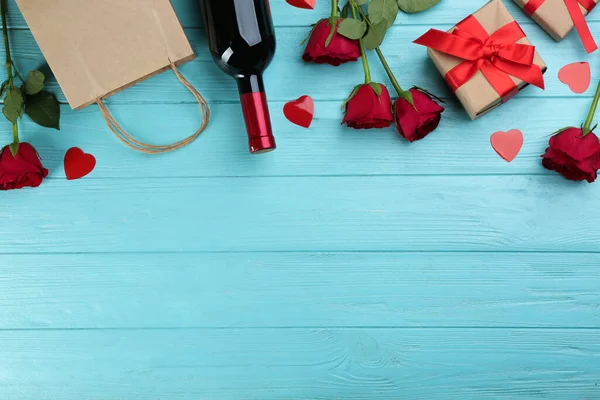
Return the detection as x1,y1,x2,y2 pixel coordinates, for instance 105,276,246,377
236,74,265,95
236,73,275,154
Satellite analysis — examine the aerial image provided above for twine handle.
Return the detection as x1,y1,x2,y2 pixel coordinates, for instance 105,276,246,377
96,61,210,154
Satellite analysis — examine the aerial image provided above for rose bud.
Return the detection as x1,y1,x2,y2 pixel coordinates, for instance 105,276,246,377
0,143,48,191
302,19,361,66
542,127,600,183
394,88,444,142
342,83,394,129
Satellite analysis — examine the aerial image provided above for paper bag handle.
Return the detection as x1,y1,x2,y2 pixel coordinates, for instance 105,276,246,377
95,62,210,154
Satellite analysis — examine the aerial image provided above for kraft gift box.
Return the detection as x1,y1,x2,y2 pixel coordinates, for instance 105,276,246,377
513,0,599,43
417,0,547,120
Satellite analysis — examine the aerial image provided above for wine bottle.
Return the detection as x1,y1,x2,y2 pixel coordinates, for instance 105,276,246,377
199,0,277,154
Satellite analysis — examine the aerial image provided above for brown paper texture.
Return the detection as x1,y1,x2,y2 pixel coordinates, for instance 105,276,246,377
15,0,195,110
426,0,546,120
513,0,599,41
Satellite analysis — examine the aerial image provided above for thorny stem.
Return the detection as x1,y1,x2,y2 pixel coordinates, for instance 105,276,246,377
583,80,600,135
1,0,18,145
350,0,371,84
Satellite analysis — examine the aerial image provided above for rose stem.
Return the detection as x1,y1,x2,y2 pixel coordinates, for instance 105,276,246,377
350,0,371,84
375,48,404,96
1,0,12,83
583,80,600,135
354,6,404,96
331,0,338,18
1,0,18,145
325,0,339,48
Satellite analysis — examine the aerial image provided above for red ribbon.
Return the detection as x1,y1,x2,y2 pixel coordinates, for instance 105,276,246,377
414,16,545,101
524,0,597,53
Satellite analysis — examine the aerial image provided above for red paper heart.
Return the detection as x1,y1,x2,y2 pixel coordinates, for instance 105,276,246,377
285,0,316,9
283,95,315,128
64,147,96,180
490,130,523,162
558,62,591,94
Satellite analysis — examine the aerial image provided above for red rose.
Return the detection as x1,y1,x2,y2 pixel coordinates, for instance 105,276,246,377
303,19,361,66
394,88,444,142
343,83,393,129
0,143,48,190
542,127,600,183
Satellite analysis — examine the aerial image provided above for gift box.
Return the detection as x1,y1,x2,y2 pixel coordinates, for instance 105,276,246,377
513,0,598,53
414,0,546,120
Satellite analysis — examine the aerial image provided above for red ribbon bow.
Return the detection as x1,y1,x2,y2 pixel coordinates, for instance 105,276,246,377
414,16,545,101
524,0,597,53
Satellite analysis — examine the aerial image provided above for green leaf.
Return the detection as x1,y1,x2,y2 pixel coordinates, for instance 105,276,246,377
363,20,388,50
325,16,339,47
24,70,45,95
397,0,440,13
355,0,369,5
299,23,318,46
369,82,382,96
18,87,25,118
337,18,367,40
3,86,24,124
9,142,19,157
0,80,8,98
25,90,61,130
398,90,415,107
340,3,350,18
369,0,398,28
342,84,363,110
412,86,445,104
548,127,572,137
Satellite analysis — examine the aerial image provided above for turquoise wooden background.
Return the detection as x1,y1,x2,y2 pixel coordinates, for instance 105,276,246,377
1,0,599,398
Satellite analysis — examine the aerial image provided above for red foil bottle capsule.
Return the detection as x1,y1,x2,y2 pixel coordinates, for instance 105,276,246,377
240,91,276,153
200,0,277,154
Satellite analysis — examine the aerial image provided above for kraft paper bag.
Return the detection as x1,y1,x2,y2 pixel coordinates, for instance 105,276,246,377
15,0,210,153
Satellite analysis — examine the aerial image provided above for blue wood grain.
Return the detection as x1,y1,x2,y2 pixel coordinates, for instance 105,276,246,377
1,0,599,398
0,252,598,329
1,176,599,253
0,329,598,399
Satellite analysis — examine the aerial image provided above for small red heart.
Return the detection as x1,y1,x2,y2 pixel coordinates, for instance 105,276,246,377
558,62,591,94
283,95,315,128
285,0,316,9
490,129,524,162
64,147,96,180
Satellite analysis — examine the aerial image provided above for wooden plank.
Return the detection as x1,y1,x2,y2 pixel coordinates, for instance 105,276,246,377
6,0,600,28
1,24,595,104
1,176,599,253
0,252,598,329
1,97,585,178
0,328,598,399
